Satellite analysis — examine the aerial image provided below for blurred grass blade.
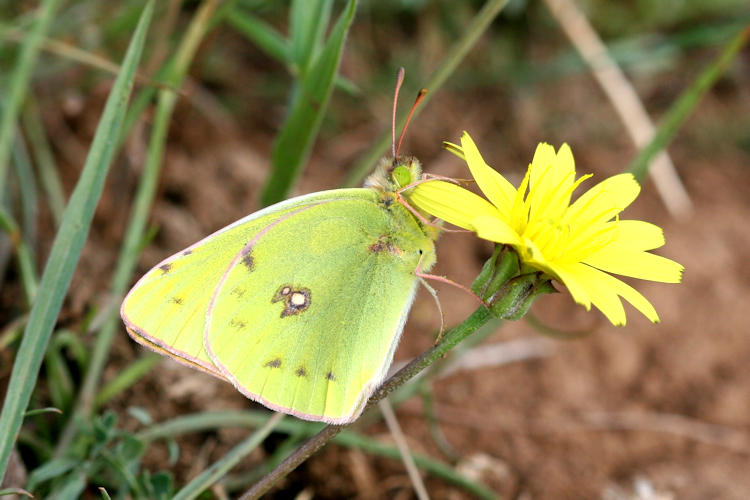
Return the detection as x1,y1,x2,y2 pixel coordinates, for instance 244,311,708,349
11,131,38,252
22,98,66,227
261,0,357,206
627,25,750,181
342,0,511,187
289,0,333,74
172,413,284,500
0,0,62,186
0,0,154,480
226,8,359,94
94,353,162,409
26,457,79,491
0,488,32,498
0,206,37,302
225,8,290,63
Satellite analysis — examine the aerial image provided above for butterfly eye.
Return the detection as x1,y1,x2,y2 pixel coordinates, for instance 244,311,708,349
391,165,412,188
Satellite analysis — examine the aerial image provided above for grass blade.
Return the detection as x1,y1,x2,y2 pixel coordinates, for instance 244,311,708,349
261,0,357,206
0,0,155,480
22,98,66,227
627,26,750,181
0,0,62,186
11,130,38,253
0,206,37,302
226,8,290,64
289,0,333,73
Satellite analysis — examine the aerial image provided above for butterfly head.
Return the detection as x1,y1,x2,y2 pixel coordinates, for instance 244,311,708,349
365,155,422,193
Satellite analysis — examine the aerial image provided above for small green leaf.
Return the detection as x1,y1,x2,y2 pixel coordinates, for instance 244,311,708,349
127,406,154,426
23,407,62,417
148,471,175,500
167,439,180,466
116,435,146,465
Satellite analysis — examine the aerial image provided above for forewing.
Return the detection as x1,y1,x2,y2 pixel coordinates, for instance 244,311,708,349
120,189,368,377
205,197,421,423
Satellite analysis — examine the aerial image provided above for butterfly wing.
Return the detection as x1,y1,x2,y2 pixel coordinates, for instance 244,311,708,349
205,192,433,423
122,187,435,423
120,189,369,378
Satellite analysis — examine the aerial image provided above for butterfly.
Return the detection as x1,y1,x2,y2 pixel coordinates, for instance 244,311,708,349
120,74,439,424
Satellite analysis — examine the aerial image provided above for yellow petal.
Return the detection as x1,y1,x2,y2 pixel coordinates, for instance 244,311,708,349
460,132,517,217
582,247,684,283
565,174,641,228
443,141,464,160
593,270,660,323
509,168,531,231
409,180,498,230
529,143,557,188
567,263,627,325
527,143,576,222
473,215,522,246
609,220,666,251
545,261,592,310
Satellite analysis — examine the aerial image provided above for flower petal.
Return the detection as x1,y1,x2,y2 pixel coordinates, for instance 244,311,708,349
460,132,517,217
567,263,627,325
565,173,641,228
593,270,660,323
609,220,666,251
410,180,498,230
544,261,592,311
473,215,522,246
582,247,684,283
443,141,464,160
527,143,576,222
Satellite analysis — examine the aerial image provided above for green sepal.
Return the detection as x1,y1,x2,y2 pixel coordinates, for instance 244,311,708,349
471,245,520,300
471,245,501,296
487,273,555,321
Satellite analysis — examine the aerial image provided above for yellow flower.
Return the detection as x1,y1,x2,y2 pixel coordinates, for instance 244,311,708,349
410,132,684,326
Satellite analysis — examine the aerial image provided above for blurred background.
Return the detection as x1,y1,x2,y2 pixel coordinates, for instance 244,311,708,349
1,0,749,497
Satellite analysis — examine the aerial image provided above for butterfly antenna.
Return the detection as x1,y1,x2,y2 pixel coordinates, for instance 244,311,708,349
395,88,427,158
392,67,406,159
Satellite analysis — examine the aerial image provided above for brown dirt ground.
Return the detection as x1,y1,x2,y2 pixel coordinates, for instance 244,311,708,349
6,18,750,500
